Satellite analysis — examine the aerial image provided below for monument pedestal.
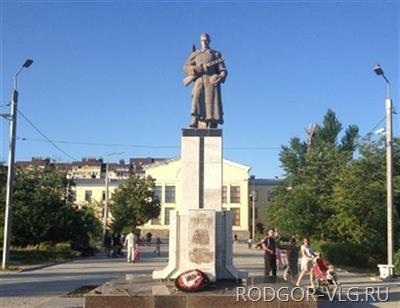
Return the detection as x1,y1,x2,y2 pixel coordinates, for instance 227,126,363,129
153,129,246,281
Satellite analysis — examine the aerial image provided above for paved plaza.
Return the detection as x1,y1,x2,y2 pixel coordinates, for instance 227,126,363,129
0,243,399,307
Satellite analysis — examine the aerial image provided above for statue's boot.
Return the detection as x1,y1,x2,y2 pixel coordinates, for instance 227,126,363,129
207,121,217,129
189,116,198,128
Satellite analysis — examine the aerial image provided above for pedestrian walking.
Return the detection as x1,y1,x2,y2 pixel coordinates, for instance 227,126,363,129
112,233,122,257
153,237,162,255
283,237,299,281
296,237,316,287
123,230,136,263
146,232,152,246
247,238,252,249
134,241,141,261
261,228,277,278
233,234,238,244
103,230,112,257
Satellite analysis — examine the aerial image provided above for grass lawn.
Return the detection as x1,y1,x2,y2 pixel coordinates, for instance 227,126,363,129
0,243,74,269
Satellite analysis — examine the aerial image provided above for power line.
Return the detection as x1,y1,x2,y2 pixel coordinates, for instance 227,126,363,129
17,110,79,161
16,137,180,149
368,115,386,134
16,136,281,151
359,115,386,141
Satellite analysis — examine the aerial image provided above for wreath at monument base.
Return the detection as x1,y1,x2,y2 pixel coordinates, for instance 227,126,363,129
175,269,210,292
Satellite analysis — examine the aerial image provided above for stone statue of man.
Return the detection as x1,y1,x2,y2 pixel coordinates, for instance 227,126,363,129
183,33,227,129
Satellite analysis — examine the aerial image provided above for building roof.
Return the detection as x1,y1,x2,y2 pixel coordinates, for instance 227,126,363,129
254,178,281,186
142,156,251,172
73,178,125,187
142,156,180,170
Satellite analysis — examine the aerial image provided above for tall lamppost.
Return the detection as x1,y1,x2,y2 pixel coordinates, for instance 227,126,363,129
373,64,394,278
103,152,124,233
250,175,256,242
2,59,34,270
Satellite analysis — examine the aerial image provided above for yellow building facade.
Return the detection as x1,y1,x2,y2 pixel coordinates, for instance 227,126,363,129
141,157,251,239
73,158,251,239
73,178,123,219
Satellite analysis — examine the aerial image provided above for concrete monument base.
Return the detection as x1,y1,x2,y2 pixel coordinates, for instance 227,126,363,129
152,129,246,281
152,209,246,281
84,274,317,308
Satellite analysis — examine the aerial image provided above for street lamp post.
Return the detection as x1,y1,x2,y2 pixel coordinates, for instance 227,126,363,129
103,152,124,234
373,64,394,279
250,175,256,242
2,59,33,270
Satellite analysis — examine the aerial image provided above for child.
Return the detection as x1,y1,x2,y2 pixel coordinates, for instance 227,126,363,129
247,238,252,249
283,237,299,281
326,264,340,286
134,241,141,262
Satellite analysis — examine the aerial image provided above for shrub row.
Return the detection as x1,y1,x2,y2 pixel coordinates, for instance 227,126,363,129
312,241,369,268
395,249,400,275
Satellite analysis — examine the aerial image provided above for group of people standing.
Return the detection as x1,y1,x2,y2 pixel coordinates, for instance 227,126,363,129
260,228,317,287
123,230,141,263
103,230,162,263
103,230,124,258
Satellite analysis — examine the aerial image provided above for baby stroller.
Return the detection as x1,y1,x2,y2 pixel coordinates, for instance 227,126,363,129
312,257,340,292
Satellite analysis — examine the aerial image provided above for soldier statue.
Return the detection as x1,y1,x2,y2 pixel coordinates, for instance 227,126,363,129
183,33,227,129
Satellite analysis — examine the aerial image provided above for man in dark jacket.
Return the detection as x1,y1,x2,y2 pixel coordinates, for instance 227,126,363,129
262,228,277,278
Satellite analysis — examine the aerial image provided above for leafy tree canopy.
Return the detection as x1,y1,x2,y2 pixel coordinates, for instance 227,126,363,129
109,175,161,233
268,109,399,262
0,166,101,247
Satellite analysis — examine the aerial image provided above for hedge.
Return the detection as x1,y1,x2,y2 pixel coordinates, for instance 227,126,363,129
312,241,369,268
395,249,400,275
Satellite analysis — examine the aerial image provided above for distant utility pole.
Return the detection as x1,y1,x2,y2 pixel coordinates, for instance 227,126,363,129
103,152,124,234
2,59,33,270
103,161,110,234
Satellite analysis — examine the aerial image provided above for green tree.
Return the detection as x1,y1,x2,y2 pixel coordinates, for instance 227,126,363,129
0,166,101,247
268,108,399,264
269,109,359,240
333,136,400,260
109,175,161,233
65,204,102,242
7,166,69,246
0,163,7,240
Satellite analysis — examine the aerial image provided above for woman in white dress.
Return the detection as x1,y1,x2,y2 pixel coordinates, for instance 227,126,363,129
296,238,316,287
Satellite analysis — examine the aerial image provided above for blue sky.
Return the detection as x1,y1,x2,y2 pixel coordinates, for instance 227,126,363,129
1,1,399,178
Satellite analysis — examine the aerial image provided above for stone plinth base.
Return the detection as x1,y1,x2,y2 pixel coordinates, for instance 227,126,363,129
85,295,316,308
153,209,246,281
84,274,317,308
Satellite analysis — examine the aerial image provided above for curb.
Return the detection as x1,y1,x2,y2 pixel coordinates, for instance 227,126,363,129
4,253,102,273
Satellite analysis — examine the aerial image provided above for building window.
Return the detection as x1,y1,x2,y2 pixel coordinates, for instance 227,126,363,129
165,185,175,203
102,190,106,201
232,208,240,226
222,186,227,203
154,185,162,202
230,186,240,203
164,208,174,225
85,190,92,202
